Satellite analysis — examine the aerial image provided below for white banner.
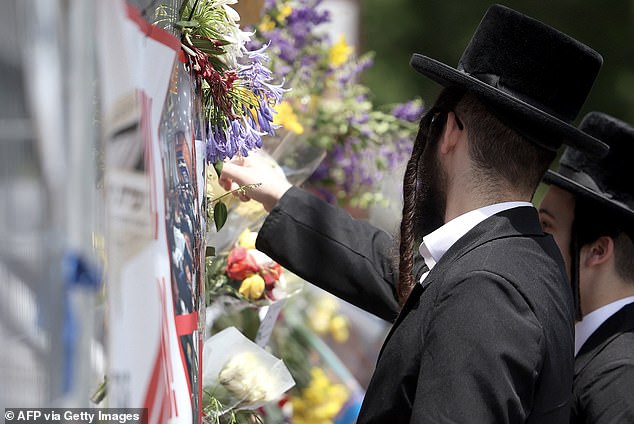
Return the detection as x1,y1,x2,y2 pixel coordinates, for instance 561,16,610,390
98,2,199,423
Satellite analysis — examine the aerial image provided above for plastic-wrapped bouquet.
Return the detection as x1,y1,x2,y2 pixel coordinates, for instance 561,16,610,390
206,229,303,306
248,0,424,207
202,326,295,419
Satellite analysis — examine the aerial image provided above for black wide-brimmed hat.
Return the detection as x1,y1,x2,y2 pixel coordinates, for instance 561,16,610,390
544,112,634,219
410,4,608,157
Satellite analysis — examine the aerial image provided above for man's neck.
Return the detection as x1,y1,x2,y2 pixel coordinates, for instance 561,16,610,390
444,183,530,223
583,283,634,316
582,259,634,315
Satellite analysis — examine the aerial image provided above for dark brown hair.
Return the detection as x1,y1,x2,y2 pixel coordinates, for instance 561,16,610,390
574,198,634,282
456,95,556,198
398,88,464,304
397,89,556,304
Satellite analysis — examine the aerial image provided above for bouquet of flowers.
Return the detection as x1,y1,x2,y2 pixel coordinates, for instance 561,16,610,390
247,0,424,208
260,288,364,424
207,285,365,424
206,229,303,306
174,0,285,164
202,326,295,421
155,0,288,232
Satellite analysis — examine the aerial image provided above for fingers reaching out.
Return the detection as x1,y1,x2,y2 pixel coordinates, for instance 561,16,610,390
217,152,292,212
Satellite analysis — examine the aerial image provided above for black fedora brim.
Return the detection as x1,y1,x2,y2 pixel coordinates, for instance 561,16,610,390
410,54,609,158
543,170,634,218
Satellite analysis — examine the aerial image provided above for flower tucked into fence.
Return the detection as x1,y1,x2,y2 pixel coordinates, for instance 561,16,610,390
176,0,286,165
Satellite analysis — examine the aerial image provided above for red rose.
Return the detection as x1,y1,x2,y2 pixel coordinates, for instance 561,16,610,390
226,246,260,281
260,262,282,288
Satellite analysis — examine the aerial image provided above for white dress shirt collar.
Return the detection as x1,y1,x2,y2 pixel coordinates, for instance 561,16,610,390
574,296,634,356
418,201,533,283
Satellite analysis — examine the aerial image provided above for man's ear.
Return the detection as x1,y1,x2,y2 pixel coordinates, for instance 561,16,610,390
439,111,464,155
583,236,614,268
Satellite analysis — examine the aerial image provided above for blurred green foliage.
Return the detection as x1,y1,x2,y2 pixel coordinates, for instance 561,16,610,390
360,0,634,125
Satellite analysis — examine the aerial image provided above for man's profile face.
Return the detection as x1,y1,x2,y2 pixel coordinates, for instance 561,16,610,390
538,185,576,279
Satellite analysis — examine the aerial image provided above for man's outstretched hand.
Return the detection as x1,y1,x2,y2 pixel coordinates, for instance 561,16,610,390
218,153,293,212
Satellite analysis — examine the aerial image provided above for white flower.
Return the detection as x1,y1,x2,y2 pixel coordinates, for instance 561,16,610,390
218,351,277,404
218,25,254,68
207,1,254,69
222,3,241,22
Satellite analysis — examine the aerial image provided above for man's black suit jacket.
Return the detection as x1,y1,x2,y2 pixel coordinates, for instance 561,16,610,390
256,187,575,423
571,302,634,423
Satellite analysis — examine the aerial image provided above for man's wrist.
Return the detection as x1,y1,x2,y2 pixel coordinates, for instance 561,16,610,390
263,182,292,212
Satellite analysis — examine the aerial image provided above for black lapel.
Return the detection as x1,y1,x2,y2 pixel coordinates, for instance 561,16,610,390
378,282,426,359
575,302,634,375
376,207,540,359
437,206,545,267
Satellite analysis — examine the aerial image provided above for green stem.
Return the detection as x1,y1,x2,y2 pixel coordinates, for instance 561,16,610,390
188,0,200,21
210,183,261,203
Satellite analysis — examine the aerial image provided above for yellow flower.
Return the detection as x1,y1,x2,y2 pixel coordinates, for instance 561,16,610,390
329,34,353,68
329,315,349,343
278,4,292,20
291,367,349,422
258,5,292,34
239,274,265,300
273,101,304,134
308,310,331,334
319,296,338,311
308,296,334,326
238,229,258,249
259,15,275,32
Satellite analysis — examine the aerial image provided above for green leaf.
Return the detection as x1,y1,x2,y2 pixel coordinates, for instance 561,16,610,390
213,160,223,177
214,201,228,231
175,19,200,28
190,37,226,55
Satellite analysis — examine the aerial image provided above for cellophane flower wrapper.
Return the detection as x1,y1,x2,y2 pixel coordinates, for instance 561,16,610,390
264,288,366,424
202,326,295,412
262,129,327,186
213,230,304,307
207,149,286,253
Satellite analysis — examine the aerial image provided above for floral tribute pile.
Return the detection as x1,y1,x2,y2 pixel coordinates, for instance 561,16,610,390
187,0,429,422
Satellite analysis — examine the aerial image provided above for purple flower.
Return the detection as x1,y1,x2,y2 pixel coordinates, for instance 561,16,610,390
235,43,286,140
300,54,319,69
286,1,330,28
243,117,265,149
276,37,299,63
258,0,331,65
351,114,369,126
256,100,276,134
244,43,271,63
391,100,425,123
207,123,228,163
242,46,287,103
206,115,266,163
335,54,374,85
